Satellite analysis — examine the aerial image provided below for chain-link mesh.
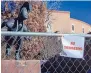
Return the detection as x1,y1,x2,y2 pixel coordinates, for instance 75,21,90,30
1,34,91,73
41,37,91,73
1,35,62,60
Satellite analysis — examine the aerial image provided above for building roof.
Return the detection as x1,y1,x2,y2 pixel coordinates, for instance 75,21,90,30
48,10,91,26
47,10,70,14
70,18,91,27
47,10,91,27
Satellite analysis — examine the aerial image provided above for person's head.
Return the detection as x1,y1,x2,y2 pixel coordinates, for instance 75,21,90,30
19,2,32,20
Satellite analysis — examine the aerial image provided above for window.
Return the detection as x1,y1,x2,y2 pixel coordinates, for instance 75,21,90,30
82,28,84,33
72,24,74,32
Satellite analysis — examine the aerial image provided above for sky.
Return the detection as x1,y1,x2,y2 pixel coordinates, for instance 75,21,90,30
47,1,91,25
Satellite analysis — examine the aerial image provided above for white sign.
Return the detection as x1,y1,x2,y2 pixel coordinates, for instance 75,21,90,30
60,35,85,59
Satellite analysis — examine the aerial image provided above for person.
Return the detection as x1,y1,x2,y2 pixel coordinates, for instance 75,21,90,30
1,2,32,60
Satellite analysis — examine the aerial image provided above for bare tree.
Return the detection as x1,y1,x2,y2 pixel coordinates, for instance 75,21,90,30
44,1,61,32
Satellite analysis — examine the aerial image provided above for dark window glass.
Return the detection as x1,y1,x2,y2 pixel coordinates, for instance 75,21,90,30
72,25,74,31
82,28,84,33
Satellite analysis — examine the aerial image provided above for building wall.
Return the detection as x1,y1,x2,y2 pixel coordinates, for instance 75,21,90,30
49,10,70,33
70,18,91,34
48,10,91,34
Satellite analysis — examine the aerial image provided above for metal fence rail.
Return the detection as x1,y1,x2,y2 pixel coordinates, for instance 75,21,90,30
1,31,91,37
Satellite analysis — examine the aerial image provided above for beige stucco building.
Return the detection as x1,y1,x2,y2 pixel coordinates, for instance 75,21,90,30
45,10,91,34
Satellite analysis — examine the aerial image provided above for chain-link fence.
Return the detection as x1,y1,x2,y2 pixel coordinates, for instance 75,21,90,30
1,32,63,60
1,1,91,73
41,36,91,73
1,31,91,73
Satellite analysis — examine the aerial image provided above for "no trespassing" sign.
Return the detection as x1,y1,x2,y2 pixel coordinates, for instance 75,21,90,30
60,35,85,59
